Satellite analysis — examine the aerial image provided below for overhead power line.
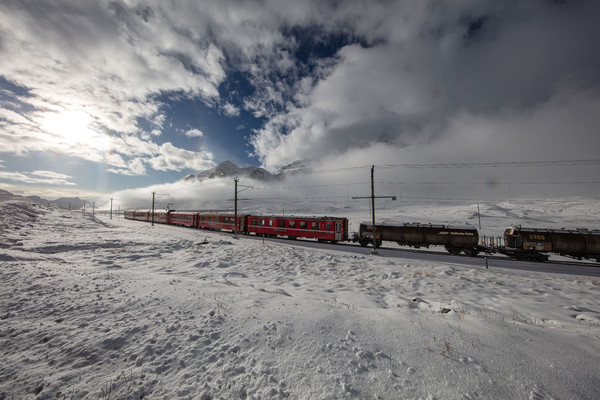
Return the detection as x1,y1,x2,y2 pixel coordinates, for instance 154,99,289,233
377,180,600,186
285,165,372,176
253,182,370,190
377,158,600,169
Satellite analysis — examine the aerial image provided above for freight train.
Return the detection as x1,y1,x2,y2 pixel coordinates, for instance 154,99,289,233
124,209,600,263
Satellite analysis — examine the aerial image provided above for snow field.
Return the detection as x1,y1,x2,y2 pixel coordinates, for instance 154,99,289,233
1,199,600,399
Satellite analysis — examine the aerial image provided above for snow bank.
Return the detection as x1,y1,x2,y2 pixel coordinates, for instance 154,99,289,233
1,199,599,399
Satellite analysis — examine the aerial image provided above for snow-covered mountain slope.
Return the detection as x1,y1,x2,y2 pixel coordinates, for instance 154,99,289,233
183,160,310,182
183,161,280,182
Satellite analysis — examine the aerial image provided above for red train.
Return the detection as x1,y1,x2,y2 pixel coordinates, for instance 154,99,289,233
124,209,600,263
124,209,348,244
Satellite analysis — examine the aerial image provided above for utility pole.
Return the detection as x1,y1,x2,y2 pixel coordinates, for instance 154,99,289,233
234,178,238,237
151,192,155,226
352,165,396,255
110,198,113,219
92,201,95,217
151,192,169,226
230,178,252,238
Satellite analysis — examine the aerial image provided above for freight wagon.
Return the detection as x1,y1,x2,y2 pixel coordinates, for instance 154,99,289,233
356,222,480,256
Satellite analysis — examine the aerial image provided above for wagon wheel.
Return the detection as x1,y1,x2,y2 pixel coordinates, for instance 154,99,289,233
463,248,478,257
445,246,461,256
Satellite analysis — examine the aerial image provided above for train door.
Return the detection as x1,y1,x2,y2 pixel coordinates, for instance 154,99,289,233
335,221,342,241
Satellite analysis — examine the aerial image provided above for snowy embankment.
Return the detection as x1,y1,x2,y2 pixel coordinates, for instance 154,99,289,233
1,199,599,399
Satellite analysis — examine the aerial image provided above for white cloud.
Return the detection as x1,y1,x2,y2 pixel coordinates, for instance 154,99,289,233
31,170,72,180
0,170,76,186
247,0,600,174
185,128,204,138
148,142,214,172
221,102,240,117
0,0,225,175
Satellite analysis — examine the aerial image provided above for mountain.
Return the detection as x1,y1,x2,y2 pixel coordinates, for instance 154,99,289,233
52,197,86,209
183,160,307,182
275,160,310,176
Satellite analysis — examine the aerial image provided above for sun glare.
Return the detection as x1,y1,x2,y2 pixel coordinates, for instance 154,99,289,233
39,110,110,151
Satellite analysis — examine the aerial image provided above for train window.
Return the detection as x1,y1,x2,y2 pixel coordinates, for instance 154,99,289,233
269,220,274,227
326,222,331,231
289,221,296,228
299,221,307,229
260,219,266,226
312,222,319,230
279,220,286,227
251,219,258,226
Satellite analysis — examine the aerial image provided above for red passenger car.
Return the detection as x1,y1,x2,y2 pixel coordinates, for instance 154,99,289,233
246,215,348,243
169,211,198,227
196,213,247,233
131,209,150,221
152,210,170,224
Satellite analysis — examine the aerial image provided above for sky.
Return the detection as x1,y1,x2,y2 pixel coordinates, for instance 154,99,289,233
1,0,600,207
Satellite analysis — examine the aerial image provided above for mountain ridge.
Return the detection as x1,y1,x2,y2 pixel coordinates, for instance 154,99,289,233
183,160,308,182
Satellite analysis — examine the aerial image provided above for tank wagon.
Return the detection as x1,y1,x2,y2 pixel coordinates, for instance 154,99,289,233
356,222,480,256
502,226,600,262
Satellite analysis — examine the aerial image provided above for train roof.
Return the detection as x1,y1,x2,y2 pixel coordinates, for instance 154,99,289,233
509,226,600,235
249,215,347,221
360,221,478,231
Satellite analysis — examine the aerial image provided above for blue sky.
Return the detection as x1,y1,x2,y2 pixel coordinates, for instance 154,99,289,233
1,0,600,202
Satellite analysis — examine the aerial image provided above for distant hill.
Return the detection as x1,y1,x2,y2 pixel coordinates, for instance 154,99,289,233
0,189,86,209
182,160,309,182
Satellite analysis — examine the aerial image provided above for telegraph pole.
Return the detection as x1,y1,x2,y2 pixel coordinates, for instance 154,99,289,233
230,178,252,238
92,201,95,217
151,192,169,226
234,178,238,237
352,165,396,255
151,192,155,226
110,198,113,219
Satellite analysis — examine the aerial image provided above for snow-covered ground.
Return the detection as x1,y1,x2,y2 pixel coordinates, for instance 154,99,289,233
1,197,600,399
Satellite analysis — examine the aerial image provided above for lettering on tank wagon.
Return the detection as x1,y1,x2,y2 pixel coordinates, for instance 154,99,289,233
528,234,547,240
438,231,474,236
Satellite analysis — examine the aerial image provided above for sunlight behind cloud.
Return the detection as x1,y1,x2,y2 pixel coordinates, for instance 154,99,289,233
38,109,111,152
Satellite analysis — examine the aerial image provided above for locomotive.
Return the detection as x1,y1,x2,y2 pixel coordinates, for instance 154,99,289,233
124,209,599,263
